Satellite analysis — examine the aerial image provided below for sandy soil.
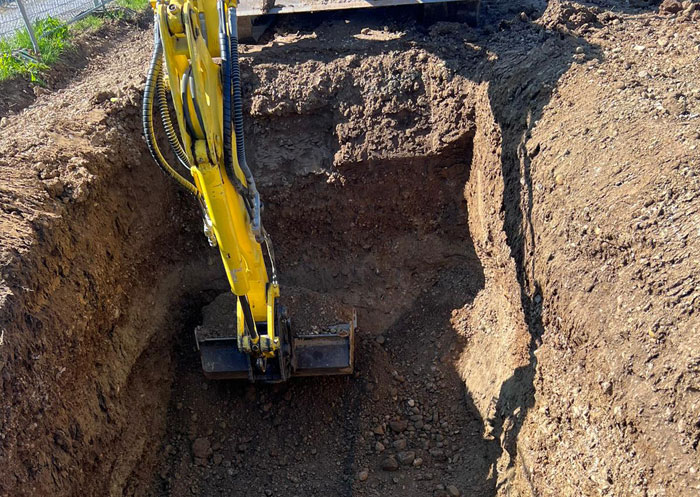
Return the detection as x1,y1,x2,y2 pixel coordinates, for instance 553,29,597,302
0,1,697,497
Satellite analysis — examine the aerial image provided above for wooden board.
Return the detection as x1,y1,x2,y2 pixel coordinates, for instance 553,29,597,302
236,0,468,17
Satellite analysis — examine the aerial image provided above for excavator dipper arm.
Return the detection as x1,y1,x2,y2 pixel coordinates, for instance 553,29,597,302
142,0,354,382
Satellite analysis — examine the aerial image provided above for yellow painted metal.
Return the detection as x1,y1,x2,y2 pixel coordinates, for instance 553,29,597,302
154,0,278,355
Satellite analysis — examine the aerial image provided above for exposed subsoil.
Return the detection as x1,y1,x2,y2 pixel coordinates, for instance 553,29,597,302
0,1,698,497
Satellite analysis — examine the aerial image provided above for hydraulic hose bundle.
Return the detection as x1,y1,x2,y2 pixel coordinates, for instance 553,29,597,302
144,4,262,238
142,21,197,195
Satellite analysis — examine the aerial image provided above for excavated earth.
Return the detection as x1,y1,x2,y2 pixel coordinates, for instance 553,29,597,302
0,1,699,496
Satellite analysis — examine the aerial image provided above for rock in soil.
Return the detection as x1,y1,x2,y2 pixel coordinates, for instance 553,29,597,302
381,456,400,472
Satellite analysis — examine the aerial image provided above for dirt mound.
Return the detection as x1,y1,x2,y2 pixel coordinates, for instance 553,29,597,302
0,2,698,497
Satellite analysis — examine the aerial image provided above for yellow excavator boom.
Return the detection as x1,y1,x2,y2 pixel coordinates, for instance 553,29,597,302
142,0,354,382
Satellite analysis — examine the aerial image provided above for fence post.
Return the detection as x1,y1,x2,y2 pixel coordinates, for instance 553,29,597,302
15,0,40,54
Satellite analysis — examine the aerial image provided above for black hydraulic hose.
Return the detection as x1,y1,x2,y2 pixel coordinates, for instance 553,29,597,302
156,71,191,172
217,0,235,186
217,0,255,220
143,21,197,195
228,7,257,196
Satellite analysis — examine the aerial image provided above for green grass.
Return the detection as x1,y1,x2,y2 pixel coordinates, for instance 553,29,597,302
115,0,150,11
71,14,107,32
71,0,149,32
0,17,69,81
0,0,150,83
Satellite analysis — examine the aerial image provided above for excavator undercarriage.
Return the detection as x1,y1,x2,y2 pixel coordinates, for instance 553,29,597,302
142,0,355,382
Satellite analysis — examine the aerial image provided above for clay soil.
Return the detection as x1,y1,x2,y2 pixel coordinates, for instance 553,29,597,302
0,1,698,497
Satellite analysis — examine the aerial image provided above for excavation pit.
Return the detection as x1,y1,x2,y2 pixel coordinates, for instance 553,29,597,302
6,5,696,497
0,12,514,495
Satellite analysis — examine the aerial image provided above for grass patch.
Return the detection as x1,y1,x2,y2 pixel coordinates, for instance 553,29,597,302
115,0,150,11
71,0,149,32
0,17,69,82
0,0,149,83
71,14,107,32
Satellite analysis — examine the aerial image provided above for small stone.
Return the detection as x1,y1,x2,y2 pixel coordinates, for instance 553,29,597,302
659,0,683,14
429,448,447,461
375,441,385,452
390,420,408,433
192,438,211,459
376,335,386,345
397,451,416,465
407,399,416,407
357,469,369,481
657,38,669,48
633,45,646,52
413,457,423,467
43,178,64,198
446,484,461,497
373,424,385,436
213,453,224,465
381,456,399,471
393,439,407,450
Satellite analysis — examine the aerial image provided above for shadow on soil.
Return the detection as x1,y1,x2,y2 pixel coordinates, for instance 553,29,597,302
145,0,666,494
247,0,664,492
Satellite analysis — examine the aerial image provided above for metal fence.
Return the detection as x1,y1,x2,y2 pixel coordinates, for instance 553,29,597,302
0,0,114,42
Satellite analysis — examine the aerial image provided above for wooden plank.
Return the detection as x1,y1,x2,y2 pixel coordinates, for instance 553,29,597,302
236,0,468,17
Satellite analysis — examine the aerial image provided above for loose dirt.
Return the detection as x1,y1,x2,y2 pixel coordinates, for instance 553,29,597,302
0,2,698,497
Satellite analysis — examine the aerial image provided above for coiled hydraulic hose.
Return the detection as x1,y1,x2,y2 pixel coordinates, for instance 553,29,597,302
217,0,235,188
156,72,191,172
143,21,198,195
228,8,258,201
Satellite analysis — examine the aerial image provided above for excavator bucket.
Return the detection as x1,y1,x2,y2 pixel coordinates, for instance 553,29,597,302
292,320,355,376
195,292,355,382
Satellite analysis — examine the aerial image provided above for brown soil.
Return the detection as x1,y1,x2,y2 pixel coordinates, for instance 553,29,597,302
0,2,698,497
0,11,151,120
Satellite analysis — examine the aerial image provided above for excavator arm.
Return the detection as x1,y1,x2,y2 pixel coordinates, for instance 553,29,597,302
142,0,354,382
